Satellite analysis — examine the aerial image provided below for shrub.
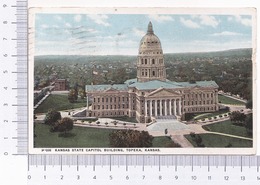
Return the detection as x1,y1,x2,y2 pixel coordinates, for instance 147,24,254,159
190,132,196,138
109,130,153,147
44,109,61,125
58,117,74,135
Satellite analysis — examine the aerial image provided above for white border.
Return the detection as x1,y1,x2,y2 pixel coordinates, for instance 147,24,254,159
29,7,257,155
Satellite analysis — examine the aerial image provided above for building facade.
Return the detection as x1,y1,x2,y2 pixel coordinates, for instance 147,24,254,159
86,22,219,123
54,79,67,91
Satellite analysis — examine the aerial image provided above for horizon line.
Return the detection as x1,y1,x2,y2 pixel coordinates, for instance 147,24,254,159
35,47,252,57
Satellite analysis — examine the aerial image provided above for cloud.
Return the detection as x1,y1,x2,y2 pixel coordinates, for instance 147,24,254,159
65,23,71,28
198,15,219,28
41,24,49,29
228,15,251,27
148,14,174,23
180,17,200,29
52,25,59,29
54,15,62,21
86,14,110,27
132,28,146,37
191,15,219,28
211,31,243,36
74,15,82,22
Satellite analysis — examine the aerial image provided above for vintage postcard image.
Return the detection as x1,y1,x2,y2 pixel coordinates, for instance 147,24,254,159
29,8,256,154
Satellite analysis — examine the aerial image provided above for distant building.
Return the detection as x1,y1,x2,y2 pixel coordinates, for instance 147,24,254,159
86,22,219,123
54,79,67,91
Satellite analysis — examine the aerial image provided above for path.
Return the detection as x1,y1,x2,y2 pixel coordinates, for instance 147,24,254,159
219,93,247,103
207,132,252,141
171,135,194,148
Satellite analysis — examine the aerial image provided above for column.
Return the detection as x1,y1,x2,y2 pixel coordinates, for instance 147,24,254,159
164,100,167,116
173,99,176,116
178,99,182,115
149,100,152,116
160,99,162,116
145,100,147,116
169,99,172,115
155,100,157,117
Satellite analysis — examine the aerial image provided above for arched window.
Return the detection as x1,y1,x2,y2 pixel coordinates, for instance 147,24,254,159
152,59,155,64
152,71,155,76
141,58,144,64
145,59,147,64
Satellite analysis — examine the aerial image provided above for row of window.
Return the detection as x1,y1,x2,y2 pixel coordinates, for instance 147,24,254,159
184,93,215,99
93,111,128,117
140,58,163,65
93,104,129,110
93,96,128,103
184,100,214,106
184,106,215,112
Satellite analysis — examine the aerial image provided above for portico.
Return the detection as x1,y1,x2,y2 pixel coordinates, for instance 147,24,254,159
145,98,182,118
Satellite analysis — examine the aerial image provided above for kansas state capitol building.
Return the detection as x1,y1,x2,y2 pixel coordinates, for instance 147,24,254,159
86,22,219,123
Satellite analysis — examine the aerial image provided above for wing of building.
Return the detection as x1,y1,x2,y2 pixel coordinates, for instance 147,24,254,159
86,22,219,123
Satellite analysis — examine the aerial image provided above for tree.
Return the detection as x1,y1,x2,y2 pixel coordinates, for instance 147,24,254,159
109,130,153,147
68,89,78,103
57,117,74,137
246,99,252,109
230,111,246,125
245,113,253,136
44,109,61,125
79,88,86,99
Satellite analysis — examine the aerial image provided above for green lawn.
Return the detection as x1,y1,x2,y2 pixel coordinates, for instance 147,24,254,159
34,123,174,148
34,123,112,148
152,136,180,147
202,120,252,138
35,94,86,113
185,133,252,148
218,94,245,105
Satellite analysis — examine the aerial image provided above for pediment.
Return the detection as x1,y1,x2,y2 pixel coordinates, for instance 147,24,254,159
191,85,202,89
104,87,119,92
147,88,181,98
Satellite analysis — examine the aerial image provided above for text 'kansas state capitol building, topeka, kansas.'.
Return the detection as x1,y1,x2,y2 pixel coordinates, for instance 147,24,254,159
86,22,219,123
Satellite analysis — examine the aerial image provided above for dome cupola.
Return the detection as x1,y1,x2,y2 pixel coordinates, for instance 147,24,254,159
137,22,166,82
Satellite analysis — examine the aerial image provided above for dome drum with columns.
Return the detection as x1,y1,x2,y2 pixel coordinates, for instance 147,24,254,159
85,22,219,123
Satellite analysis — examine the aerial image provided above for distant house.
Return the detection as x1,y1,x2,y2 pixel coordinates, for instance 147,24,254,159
54,79,67,91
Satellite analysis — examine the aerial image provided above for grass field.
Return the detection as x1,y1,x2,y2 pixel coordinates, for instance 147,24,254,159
202,120,252,138
35,94,86,113
152,136,180,147
185,133,252,148
34,124,174,148
218,94,245,105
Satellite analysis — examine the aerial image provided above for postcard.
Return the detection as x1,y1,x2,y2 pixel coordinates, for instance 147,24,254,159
29,7,256,154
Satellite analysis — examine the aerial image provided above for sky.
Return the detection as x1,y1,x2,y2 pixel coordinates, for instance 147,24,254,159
34,13,252,56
